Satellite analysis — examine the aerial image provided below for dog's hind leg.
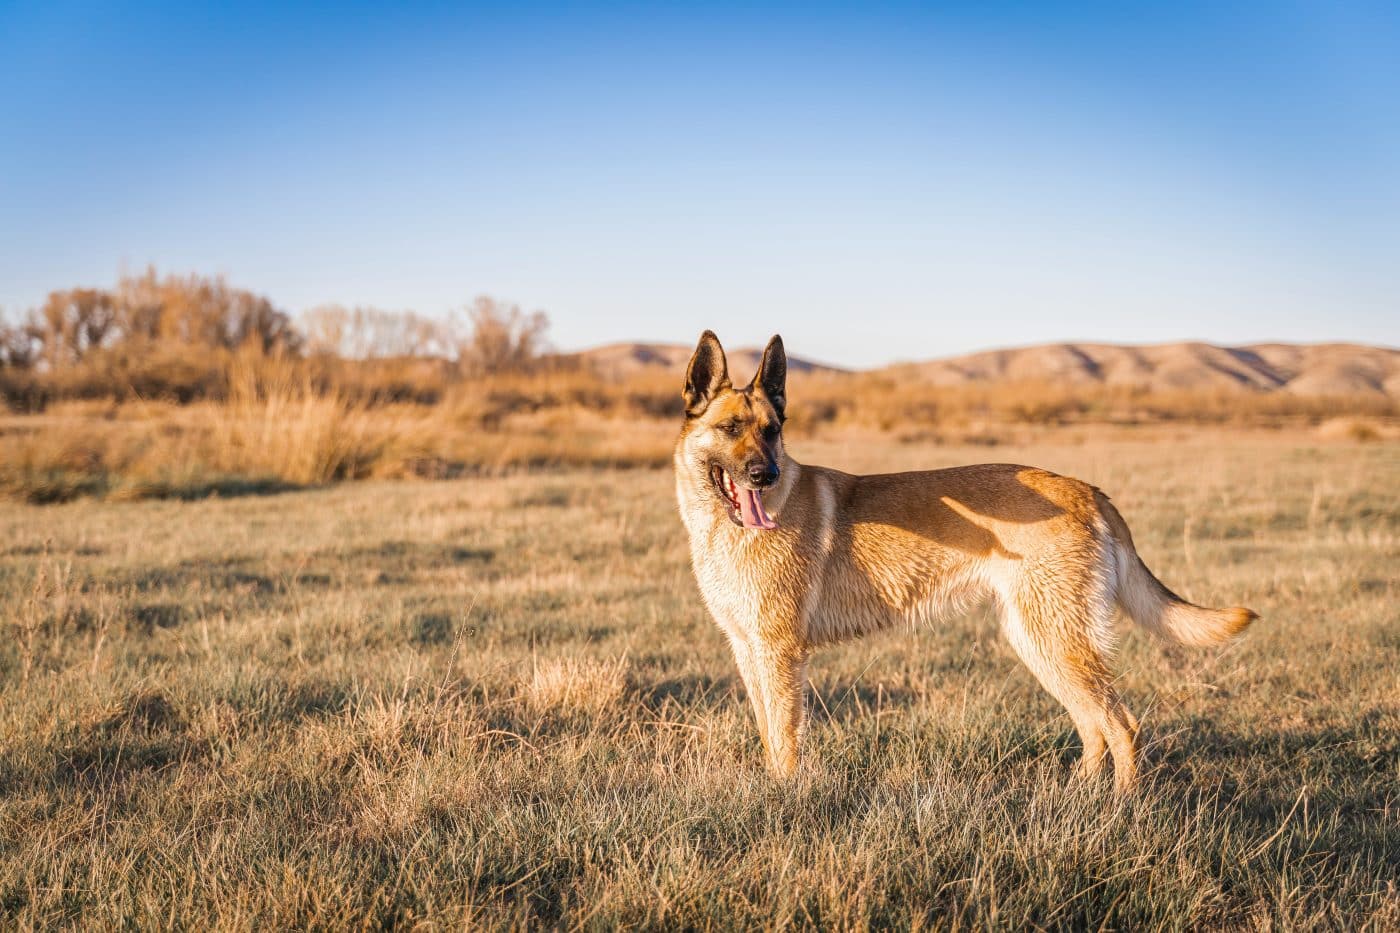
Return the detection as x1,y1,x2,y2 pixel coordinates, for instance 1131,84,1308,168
999,589,1139,793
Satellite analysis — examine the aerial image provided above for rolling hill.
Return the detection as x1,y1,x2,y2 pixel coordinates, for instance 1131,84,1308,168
570,341,1399,397
563,342,844,379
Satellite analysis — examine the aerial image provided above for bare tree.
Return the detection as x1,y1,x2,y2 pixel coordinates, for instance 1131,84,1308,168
299,305,454,359
0,309,40,369
300,305,352,357
33,288,120,367
113,269,299,354
453,297,550,375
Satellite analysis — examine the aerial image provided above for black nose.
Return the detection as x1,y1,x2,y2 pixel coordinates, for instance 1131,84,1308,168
748,463,779,487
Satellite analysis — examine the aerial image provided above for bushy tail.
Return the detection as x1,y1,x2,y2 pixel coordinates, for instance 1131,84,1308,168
1097,492,1258,647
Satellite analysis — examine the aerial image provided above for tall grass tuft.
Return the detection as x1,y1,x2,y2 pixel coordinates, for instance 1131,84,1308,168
0,357,435,502
524,656,630,718
194,357,419,485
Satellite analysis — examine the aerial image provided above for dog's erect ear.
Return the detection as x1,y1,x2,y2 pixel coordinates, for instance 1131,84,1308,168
751,334,787,421
683,330,731,416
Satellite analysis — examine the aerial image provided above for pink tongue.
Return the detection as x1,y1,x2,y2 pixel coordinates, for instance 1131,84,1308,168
738,487,778,530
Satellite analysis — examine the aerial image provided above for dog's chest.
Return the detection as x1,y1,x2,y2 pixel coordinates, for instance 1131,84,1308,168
687,527,805,637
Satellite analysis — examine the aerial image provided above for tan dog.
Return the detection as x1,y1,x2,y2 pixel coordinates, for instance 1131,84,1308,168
674,331,1256,792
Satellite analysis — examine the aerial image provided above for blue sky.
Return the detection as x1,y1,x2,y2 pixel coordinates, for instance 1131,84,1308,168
1,1,1396,366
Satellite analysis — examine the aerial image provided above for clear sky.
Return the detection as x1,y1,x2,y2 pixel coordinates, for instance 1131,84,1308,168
1,1,1396,366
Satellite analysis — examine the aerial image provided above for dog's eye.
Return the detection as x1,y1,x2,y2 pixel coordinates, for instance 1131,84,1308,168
716,421,740,436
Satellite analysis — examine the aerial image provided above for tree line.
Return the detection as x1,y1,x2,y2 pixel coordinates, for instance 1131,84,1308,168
0,270,551,407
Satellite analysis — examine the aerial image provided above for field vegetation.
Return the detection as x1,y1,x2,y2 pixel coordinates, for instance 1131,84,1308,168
0,432,1396,927
1,271,1396,926
2,270,1395,505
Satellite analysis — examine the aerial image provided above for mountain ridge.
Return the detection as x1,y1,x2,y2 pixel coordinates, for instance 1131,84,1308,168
565,340,1400,397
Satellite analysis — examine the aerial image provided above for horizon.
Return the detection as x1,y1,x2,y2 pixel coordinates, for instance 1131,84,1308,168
575,334,1398,370
3,1,1398,368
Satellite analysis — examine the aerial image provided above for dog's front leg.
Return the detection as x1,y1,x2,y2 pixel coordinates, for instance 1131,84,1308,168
727,635,775,763
735,639,810,778
762,647,810,778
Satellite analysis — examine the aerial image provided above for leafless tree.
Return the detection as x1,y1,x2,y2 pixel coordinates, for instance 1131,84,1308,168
453,296,550,375
300,305,455,359
0,310,40,369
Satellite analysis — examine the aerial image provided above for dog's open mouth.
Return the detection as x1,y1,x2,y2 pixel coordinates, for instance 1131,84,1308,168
710,465,778,530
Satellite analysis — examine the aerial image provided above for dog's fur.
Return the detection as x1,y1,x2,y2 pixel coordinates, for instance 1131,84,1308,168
675,331,1257,792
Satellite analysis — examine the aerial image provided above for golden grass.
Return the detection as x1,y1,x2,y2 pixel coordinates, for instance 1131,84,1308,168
2,356,1397,504
524,656,630,717
0,434,1395,927
1315,415,1392,442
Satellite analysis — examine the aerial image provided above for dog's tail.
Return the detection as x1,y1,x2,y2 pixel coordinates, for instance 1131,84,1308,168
1096,491,1258,647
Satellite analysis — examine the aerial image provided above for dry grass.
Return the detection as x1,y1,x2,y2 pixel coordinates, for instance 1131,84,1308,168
1316,415,1393,443
3,360,1396,504
0,432,1395,928
0,397,420,503
524,656,630,717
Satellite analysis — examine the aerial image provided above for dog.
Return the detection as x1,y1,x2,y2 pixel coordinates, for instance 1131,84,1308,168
674,330,1257,792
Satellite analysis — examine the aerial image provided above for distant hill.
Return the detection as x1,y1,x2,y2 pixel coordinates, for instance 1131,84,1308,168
568,340,1400,398
883,342,1400,397
563,342,844,379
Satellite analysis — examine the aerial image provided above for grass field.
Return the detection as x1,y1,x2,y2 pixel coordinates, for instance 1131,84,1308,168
1,431,1396,928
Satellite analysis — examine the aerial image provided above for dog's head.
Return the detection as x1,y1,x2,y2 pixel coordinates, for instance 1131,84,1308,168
677,330,787,530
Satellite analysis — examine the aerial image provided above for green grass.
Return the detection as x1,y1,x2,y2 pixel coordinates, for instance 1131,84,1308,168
1,434,1396,929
